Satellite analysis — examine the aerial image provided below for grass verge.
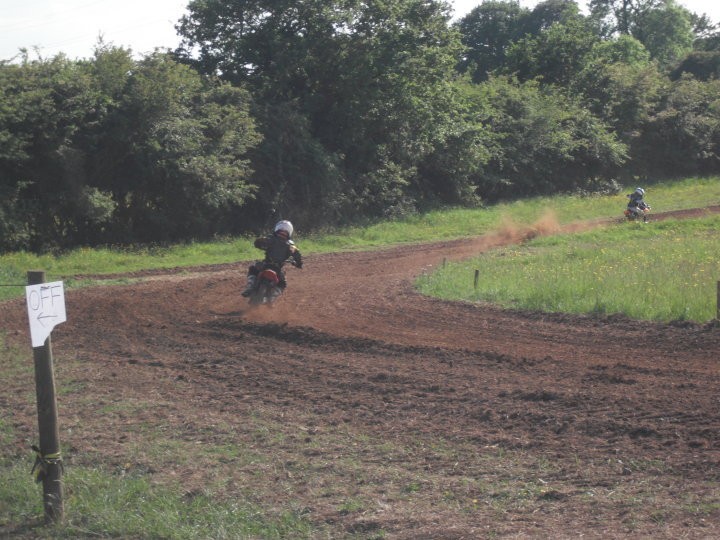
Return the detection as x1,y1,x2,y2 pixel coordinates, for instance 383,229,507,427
0,462,316,539
418,213,720,322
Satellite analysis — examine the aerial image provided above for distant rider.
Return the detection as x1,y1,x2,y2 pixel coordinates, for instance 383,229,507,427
626,187,650,222
242,220,303,297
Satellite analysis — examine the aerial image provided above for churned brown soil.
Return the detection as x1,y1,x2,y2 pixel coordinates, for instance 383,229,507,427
2,207,720,539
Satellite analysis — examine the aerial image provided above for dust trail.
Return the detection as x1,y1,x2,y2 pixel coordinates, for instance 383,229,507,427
492,209,562,244
532,208,562,236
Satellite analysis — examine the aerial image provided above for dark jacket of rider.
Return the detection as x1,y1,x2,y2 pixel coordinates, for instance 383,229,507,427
627,189,649,210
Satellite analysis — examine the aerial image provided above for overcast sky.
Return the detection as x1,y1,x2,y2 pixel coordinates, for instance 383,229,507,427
2,0,719,62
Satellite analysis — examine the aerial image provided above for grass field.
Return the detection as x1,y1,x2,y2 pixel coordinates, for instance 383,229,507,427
417,213,720,322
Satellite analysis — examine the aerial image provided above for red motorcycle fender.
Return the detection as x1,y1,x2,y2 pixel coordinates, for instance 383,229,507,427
258,268,280,285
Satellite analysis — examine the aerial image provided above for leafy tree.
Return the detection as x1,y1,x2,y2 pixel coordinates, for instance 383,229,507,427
636,76,720,176
456,0,583,83
415,78,496,208
588,0,663,37
88,50,261,243
688,11,719,50
178,0,482,224
588,0,694,67
671,50,720,80
243,102,346,229
523,0,583,33
0,180,32,252
0,48,261,251
573,36,666,138
504,18,600,87
455,0,528,82
633,0,693,67
309,0,471,216
0,53,112,250
469,76,627,199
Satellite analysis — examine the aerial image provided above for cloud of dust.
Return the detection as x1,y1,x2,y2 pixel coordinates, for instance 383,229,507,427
532,209,562,236
242,300,292,324
493,209,561,243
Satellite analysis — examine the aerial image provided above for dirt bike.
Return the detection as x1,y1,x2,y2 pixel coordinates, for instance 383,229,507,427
247,260,300,307
624,204,650,223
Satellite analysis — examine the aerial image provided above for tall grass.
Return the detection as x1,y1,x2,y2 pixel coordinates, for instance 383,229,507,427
0,462,316,539
418,215,720,323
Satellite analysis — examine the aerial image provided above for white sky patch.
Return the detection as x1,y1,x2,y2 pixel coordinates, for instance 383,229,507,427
1,0,718,61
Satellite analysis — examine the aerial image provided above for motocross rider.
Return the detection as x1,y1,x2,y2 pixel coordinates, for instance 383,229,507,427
626,187,650,221
242,220,303,297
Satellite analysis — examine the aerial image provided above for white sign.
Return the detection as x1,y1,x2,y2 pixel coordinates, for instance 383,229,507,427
26,281,67,348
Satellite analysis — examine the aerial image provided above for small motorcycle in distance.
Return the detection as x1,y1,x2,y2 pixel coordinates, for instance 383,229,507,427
246,260,300,307
624,203,650,223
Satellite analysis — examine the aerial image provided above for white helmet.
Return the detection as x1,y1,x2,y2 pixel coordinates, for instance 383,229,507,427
274,220,294,238
634,187,645,196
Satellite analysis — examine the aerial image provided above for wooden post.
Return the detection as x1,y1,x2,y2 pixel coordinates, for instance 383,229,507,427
27,271,64,524
474,269,479,290
717,281,720,321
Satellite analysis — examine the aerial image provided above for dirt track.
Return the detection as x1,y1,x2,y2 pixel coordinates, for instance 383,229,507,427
2,208,720,538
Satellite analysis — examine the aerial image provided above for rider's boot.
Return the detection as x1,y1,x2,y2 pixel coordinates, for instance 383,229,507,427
241,275,256,297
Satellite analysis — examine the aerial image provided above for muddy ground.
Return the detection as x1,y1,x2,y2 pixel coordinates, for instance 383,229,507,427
2,208,720,538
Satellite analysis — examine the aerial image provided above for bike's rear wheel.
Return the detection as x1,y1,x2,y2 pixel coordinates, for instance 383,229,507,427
248,284,269,306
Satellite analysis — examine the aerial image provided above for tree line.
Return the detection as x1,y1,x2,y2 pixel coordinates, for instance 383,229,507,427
1,0,719,252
